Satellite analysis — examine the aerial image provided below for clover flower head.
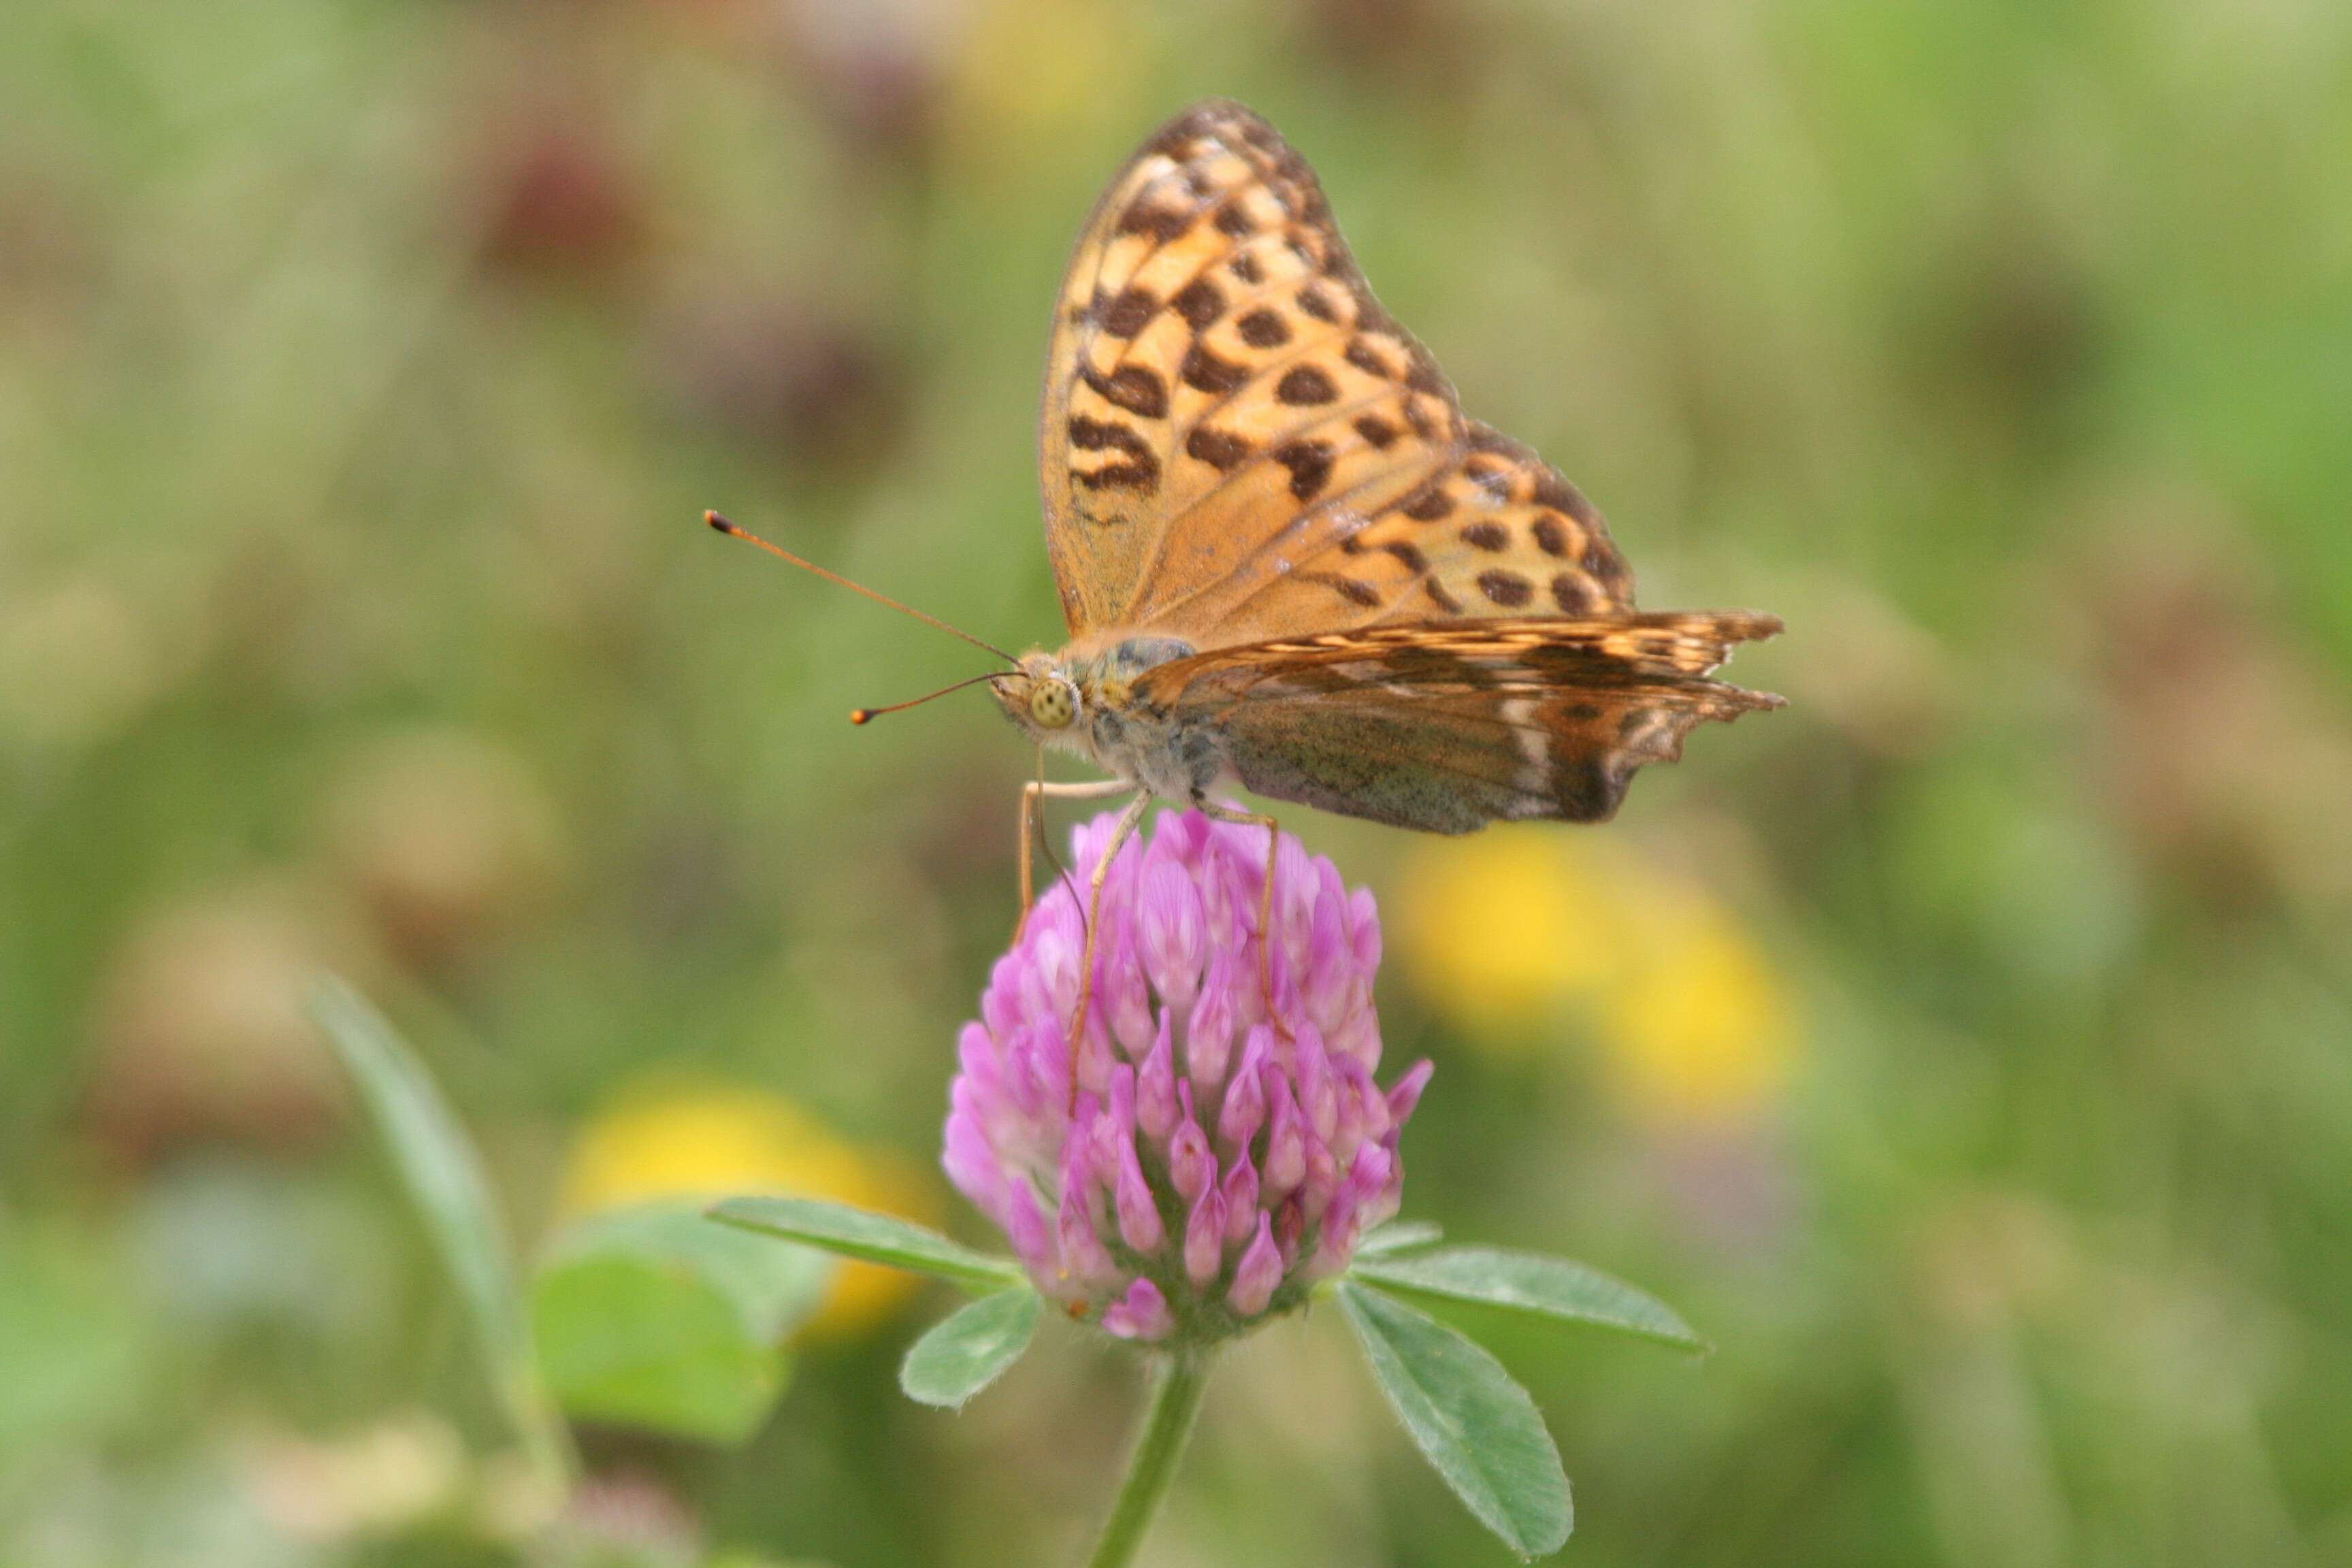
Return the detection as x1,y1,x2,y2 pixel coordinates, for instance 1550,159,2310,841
943,809,1430,1343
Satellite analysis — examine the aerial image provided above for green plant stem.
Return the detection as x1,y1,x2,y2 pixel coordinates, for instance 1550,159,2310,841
506,1366,582,1501
1084,1350,1213,1568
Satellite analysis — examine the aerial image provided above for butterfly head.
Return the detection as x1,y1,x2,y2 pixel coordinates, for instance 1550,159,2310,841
990,652,1083,740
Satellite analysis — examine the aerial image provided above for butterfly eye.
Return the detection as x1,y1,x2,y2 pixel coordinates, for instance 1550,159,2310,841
1030,680,1077,729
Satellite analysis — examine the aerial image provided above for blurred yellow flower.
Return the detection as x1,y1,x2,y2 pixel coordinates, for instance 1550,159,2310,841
560,1086,935,1340
1392,827,1628,1043
1394,828,1797,1125
1601,899,1795,1126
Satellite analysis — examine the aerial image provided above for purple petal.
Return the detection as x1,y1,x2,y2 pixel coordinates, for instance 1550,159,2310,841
1294,1026,1339,1144
1136,1015,1177,1142
1363,1132,1406,1232
1168,1107,1217,1206
1304,889,1352,1035
1184,1188,1226,1288
1102,1278,1173,1341
1262,1075,1307,1196
1220,1157,1258,1244
1348,885,1382,973
1056,1180,1115,1286
1073,1017,1115,1101
1226,1214,1283,1317
1138,858,1207,1007
1307,1143,1390,1278
941,1110,1004,1218
1329,1056,1369,1163
1184,952,1239,1088
956,1021,1001,1092
1300,1135,1340,1222
1003,1183,1054,1274
1216,1026,1271,1150
1331,1009,1382,1071
1385,1059,1434,1126
1113,1138,1164,1254
1105,1063,1137,1135
1273,1197,1304,1269
1007,1022,1059,1122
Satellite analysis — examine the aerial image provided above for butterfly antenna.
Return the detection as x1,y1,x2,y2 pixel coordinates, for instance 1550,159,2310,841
704,512,1017,664
848,671,1002,725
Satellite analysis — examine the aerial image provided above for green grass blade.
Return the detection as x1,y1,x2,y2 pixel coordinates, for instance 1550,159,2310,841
308,975,573,1484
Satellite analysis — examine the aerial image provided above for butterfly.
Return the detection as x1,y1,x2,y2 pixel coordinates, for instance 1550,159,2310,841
713,99,1782,1068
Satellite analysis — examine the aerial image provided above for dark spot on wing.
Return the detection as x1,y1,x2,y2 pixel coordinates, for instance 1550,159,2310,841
1067,414,1160,493
1353,414,1399,449
1102,287,1158,338
1477,569,1534,608
1235,308,1289,348
1181,343,1250,393
1460,522,1508,552
1296,282,1338,323
1305,574,1382,608
1081,363,1168,419
1272,439,1335,501
1173,278,1225,330
1185,425,1251,470
1119,202,1191,244
1343,338,1394,378
1550,573,1595,614
1529,513,1568,556
1276,365,1337,405
1531,470,1597,525
1402,487,1453,522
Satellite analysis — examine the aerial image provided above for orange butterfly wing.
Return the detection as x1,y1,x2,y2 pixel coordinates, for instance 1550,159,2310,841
1040,101,1635,647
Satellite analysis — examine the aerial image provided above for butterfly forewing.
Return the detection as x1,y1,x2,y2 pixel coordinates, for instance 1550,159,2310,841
1044,101,1640,648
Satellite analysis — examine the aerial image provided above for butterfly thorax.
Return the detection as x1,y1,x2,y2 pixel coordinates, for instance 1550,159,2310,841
989,634,1231,804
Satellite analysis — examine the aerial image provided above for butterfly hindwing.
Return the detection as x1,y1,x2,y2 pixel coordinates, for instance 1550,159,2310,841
1137,615,1783,832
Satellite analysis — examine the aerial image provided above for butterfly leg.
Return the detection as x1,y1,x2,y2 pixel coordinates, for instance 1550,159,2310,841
1064,790,1152,1110
1017,777,1134,938
1200,802,1282,1026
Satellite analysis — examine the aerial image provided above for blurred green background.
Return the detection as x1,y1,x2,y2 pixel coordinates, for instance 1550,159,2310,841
5,0,2351,1563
